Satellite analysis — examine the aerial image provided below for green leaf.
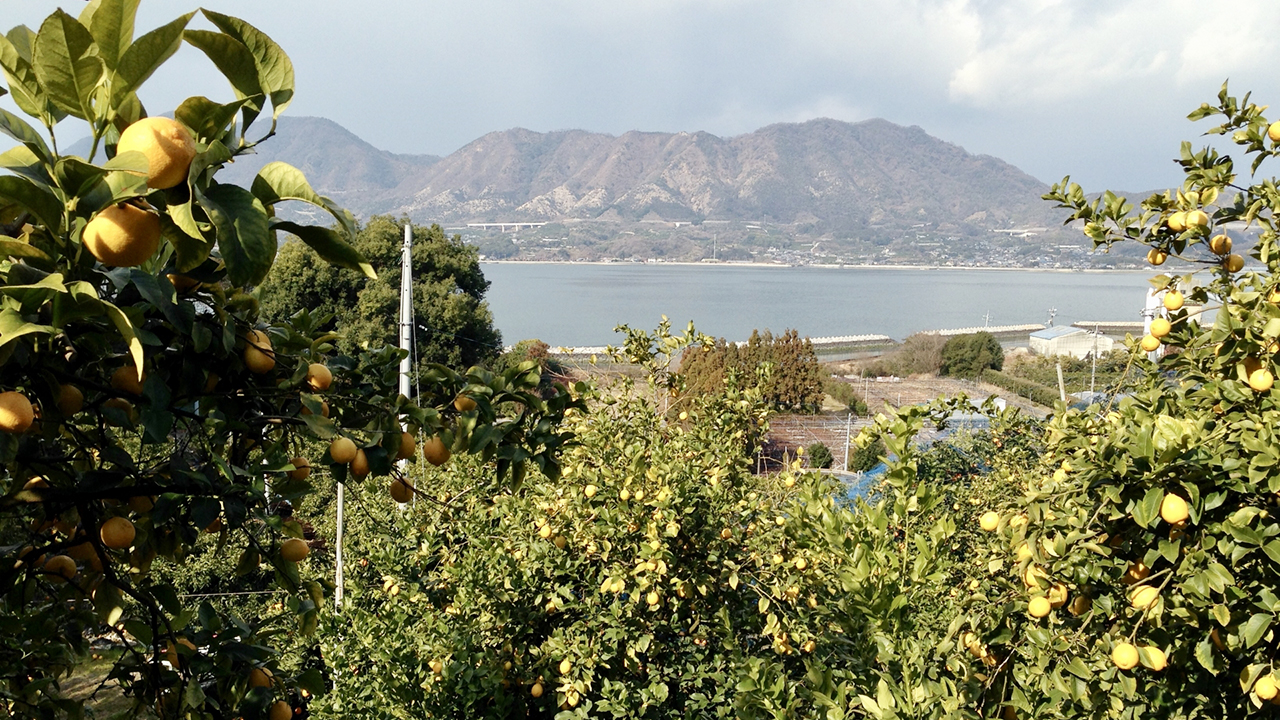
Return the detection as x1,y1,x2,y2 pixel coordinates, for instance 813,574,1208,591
0,307,56,354
111,12,193,107
1132,486,1163,529
0,175,63,233
83,0,140,70
201,10,294,124
0,236,50,262
199,182,273,286
158,213,213,273
102,299,144,379
31,11,104,121
252,161,357,238
182,29,264,123
0,31,56,122
174,95,248,143
272,220,376,279
0,145,52,186
1242,613,1273,648
0,107,51,162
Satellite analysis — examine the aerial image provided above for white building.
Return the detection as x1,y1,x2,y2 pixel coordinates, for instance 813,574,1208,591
1029,326,1114,359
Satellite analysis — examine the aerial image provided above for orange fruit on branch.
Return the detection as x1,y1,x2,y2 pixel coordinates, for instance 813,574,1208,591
83,203,161,267
116,116,196,189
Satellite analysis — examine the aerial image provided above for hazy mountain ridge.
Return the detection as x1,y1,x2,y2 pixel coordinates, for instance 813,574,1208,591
220,116,1060,237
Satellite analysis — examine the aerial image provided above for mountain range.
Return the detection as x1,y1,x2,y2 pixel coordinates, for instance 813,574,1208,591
217,116,1069,241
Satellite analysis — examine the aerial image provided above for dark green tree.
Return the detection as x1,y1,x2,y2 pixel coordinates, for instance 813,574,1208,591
259,216,502,370
939,332,1004,378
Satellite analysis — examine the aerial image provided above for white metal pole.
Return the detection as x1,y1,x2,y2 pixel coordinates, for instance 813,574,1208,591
843,413,851,472
334,482,344,609
399,224,414,404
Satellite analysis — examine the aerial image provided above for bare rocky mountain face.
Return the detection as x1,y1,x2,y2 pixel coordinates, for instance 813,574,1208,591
206,116,1113,266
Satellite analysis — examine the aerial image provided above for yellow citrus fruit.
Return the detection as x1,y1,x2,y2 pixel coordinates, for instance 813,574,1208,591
99,517,136,549
795,557,808,571
1067,595,1092,616
1224,254,1245,272
83,203,162,267
1147,248,1168,266
559,658,572,675
389,478,414,503
583,484,598,498
646,591,660,606
1028,596,1051,618
1167,211,1187,232
287,457,311,481
128,495,155,513
56,385,84,416
1015,543,1032,562
1208,234,1232,255
1047,583,1069,608
979,511,1000,532
204,517,223,534
1149,318,1171,338
553,535,567,550
1185,209,1209,228
1160,493,1189,525
1270,121,1280,143
243,330,276,374
306,363,332,391
1123,561,1149,584
44,554,76,582
396,431,416,460
0,392,35,433
247,667,273,688
280,538,309,563
1023,564,1049,589
330,437,358,464
1144,646,1167,671
423,435,451,466
1163,291,1184,311
429,659,444,674
116,116,196,189
1140,335,1161,352
351,448,370,479
268,701,292,720
537,523,552,539
454,395,477,412
1250,368,1275,393
1258,675,1280,700
1130,585,1160,610
530,682,543,698
110,366,146,396
1112,642,1139,670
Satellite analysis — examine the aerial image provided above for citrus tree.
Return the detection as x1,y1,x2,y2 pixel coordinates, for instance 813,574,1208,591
0,3,572,717
303,322,1026,718
935,84,1280,718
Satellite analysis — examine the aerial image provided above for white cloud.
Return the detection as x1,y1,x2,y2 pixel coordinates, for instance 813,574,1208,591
947,1,1280,105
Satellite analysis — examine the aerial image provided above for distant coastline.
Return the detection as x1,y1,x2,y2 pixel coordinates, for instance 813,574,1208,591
479,259,1149,274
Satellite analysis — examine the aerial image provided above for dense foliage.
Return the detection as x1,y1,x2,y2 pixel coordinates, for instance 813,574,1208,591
681,329,823,413
980,368,1065,407
939,332,1004,379
931,84,1280,718
0,5,570,718
259,217,502,370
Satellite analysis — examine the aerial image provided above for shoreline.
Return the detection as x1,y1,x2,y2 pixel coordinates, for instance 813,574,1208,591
479,259,1150,273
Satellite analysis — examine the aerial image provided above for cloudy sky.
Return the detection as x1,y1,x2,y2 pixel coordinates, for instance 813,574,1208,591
4,0,1280,190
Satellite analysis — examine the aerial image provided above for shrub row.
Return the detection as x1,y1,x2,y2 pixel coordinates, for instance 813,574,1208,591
980,368,1065,407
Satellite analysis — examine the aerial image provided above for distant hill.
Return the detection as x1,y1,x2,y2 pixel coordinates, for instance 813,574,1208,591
215,117,1059,235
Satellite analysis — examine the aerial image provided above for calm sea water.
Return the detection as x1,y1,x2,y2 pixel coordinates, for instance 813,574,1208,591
482,263,1155,347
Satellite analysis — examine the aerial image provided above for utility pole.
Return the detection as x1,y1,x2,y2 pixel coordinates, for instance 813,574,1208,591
398,225,414,502
843,413,852,472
